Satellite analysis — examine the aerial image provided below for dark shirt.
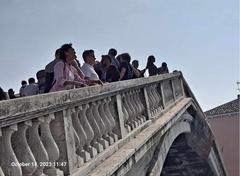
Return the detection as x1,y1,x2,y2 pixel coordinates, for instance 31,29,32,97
106,65,120,82
120,62,133,80
148,64,158,76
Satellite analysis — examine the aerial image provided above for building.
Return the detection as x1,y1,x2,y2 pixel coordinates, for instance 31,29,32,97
205,95,240,176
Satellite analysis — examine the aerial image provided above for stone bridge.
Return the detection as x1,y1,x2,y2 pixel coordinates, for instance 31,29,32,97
0,72,227,176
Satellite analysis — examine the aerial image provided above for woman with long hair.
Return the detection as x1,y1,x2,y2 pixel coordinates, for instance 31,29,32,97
50,43,88,92
146,55,158,76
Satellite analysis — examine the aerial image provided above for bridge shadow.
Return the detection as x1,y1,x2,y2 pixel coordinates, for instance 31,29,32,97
161,134,214,176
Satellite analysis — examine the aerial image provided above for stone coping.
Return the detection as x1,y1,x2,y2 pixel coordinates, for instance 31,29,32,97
0,72,181,126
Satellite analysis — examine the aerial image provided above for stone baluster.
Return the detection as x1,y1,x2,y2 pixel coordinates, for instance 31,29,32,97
72,107,91,163
131,91,141,117
136,89,146,122
11,121,37,176
0,125,22,176
27,117,49,176
127,91,138,124
129,91,142,125
40,114,63,176
125,92,138,128
92,101,109,149
170,79,176,101
151,85,159,113
155,83,164,109
122,92,135,130
72,127,81,158
79,104,97,158
105,97,118,141
149,85,155,111
85,103,104,153
121,94,131,132
98,99,115,145
173,77,183,98
147,85,154,113
152,84,162,112
132,90,144,124
162,80,174,105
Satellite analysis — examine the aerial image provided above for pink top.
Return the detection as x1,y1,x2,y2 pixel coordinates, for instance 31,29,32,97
50,61,85,92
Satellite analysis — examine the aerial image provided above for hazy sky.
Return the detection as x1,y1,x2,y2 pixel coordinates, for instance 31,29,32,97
0,0,239,111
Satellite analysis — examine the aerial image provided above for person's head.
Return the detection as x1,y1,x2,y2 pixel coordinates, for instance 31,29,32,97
162,62,167,68
108,48,117,57
121,53,131,63
101,55,112,67
55,48,61,59
147,55,155,64
0,87,7,100
146,55,156,68
116,54,122,63
0,87,4,94
132,60,139,69
59,43,76,63
28,77,36,84
8,89,14,95
82,49,96,65
21,80,27,86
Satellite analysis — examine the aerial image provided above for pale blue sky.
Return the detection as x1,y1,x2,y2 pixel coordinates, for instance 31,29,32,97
0,0,239,111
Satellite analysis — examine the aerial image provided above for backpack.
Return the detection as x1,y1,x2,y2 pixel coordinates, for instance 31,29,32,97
44,72,55,93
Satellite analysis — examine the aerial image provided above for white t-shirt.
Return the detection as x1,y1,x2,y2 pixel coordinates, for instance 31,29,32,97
81,63,99,80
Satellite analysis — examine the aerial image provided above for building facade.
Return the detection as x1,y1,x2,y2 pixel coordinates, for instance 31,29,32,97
205,95,240,176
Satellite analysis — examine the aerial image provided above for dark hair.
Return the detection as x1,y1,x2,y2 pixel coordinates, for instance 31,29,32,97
132,60,139,68
147,55,155,68
59,43,73,62
102,55,112,62
55,48,61,58
108,48,117,57
82,49,94,62
21,80,27,86
28,77,35,84
8,89,14,94
162,62,167,67
116,54,122,63
121,53,131,63
0,87,7,101
132,60,139,65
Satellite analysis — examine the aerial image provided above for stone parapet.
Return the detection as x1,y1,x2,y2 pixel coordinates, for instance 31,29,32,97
0,72,191,176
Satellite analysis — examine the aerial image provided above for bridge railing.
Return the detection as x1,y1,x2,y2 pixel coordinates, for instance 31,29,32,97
0,72,184,176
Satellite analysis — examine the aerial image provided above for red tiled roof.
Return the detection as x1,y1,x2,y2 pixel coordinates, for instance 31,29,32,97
205,96,240,116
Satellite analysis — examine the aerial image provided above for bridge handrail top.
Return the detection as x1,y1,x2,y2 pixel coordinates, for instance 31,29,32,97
0,72,181,126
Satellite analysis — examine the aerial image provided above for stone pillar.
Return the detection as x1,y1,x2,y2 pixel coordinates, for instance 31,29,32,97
143,87,152,120
160,82,166,109
116,94,128,138
170,79,176,101
62,109,82,175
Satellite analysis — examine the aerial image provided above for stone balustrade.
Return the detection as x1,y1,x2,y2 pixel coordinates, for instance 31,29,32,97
0,72,184,176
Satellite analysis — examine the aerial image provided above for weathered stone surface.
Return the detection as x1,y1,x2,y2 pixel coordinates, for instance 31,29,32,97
0,72,227,176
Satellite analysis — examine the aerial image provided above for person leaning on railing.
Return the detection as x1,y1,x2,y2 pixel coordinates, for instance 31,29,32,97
50,44,87,92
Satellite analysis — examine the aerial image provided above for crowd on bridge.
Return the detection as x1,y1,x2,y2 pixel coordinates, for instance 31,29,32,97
0,43,170,101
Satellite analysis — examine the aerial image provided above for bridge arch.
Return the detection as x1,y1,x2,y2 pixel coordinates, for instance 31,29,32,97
146,113,192,176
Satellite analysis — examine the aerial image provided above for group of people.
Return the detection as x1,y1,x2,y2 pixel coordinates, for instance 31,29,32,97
0,43,169,101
